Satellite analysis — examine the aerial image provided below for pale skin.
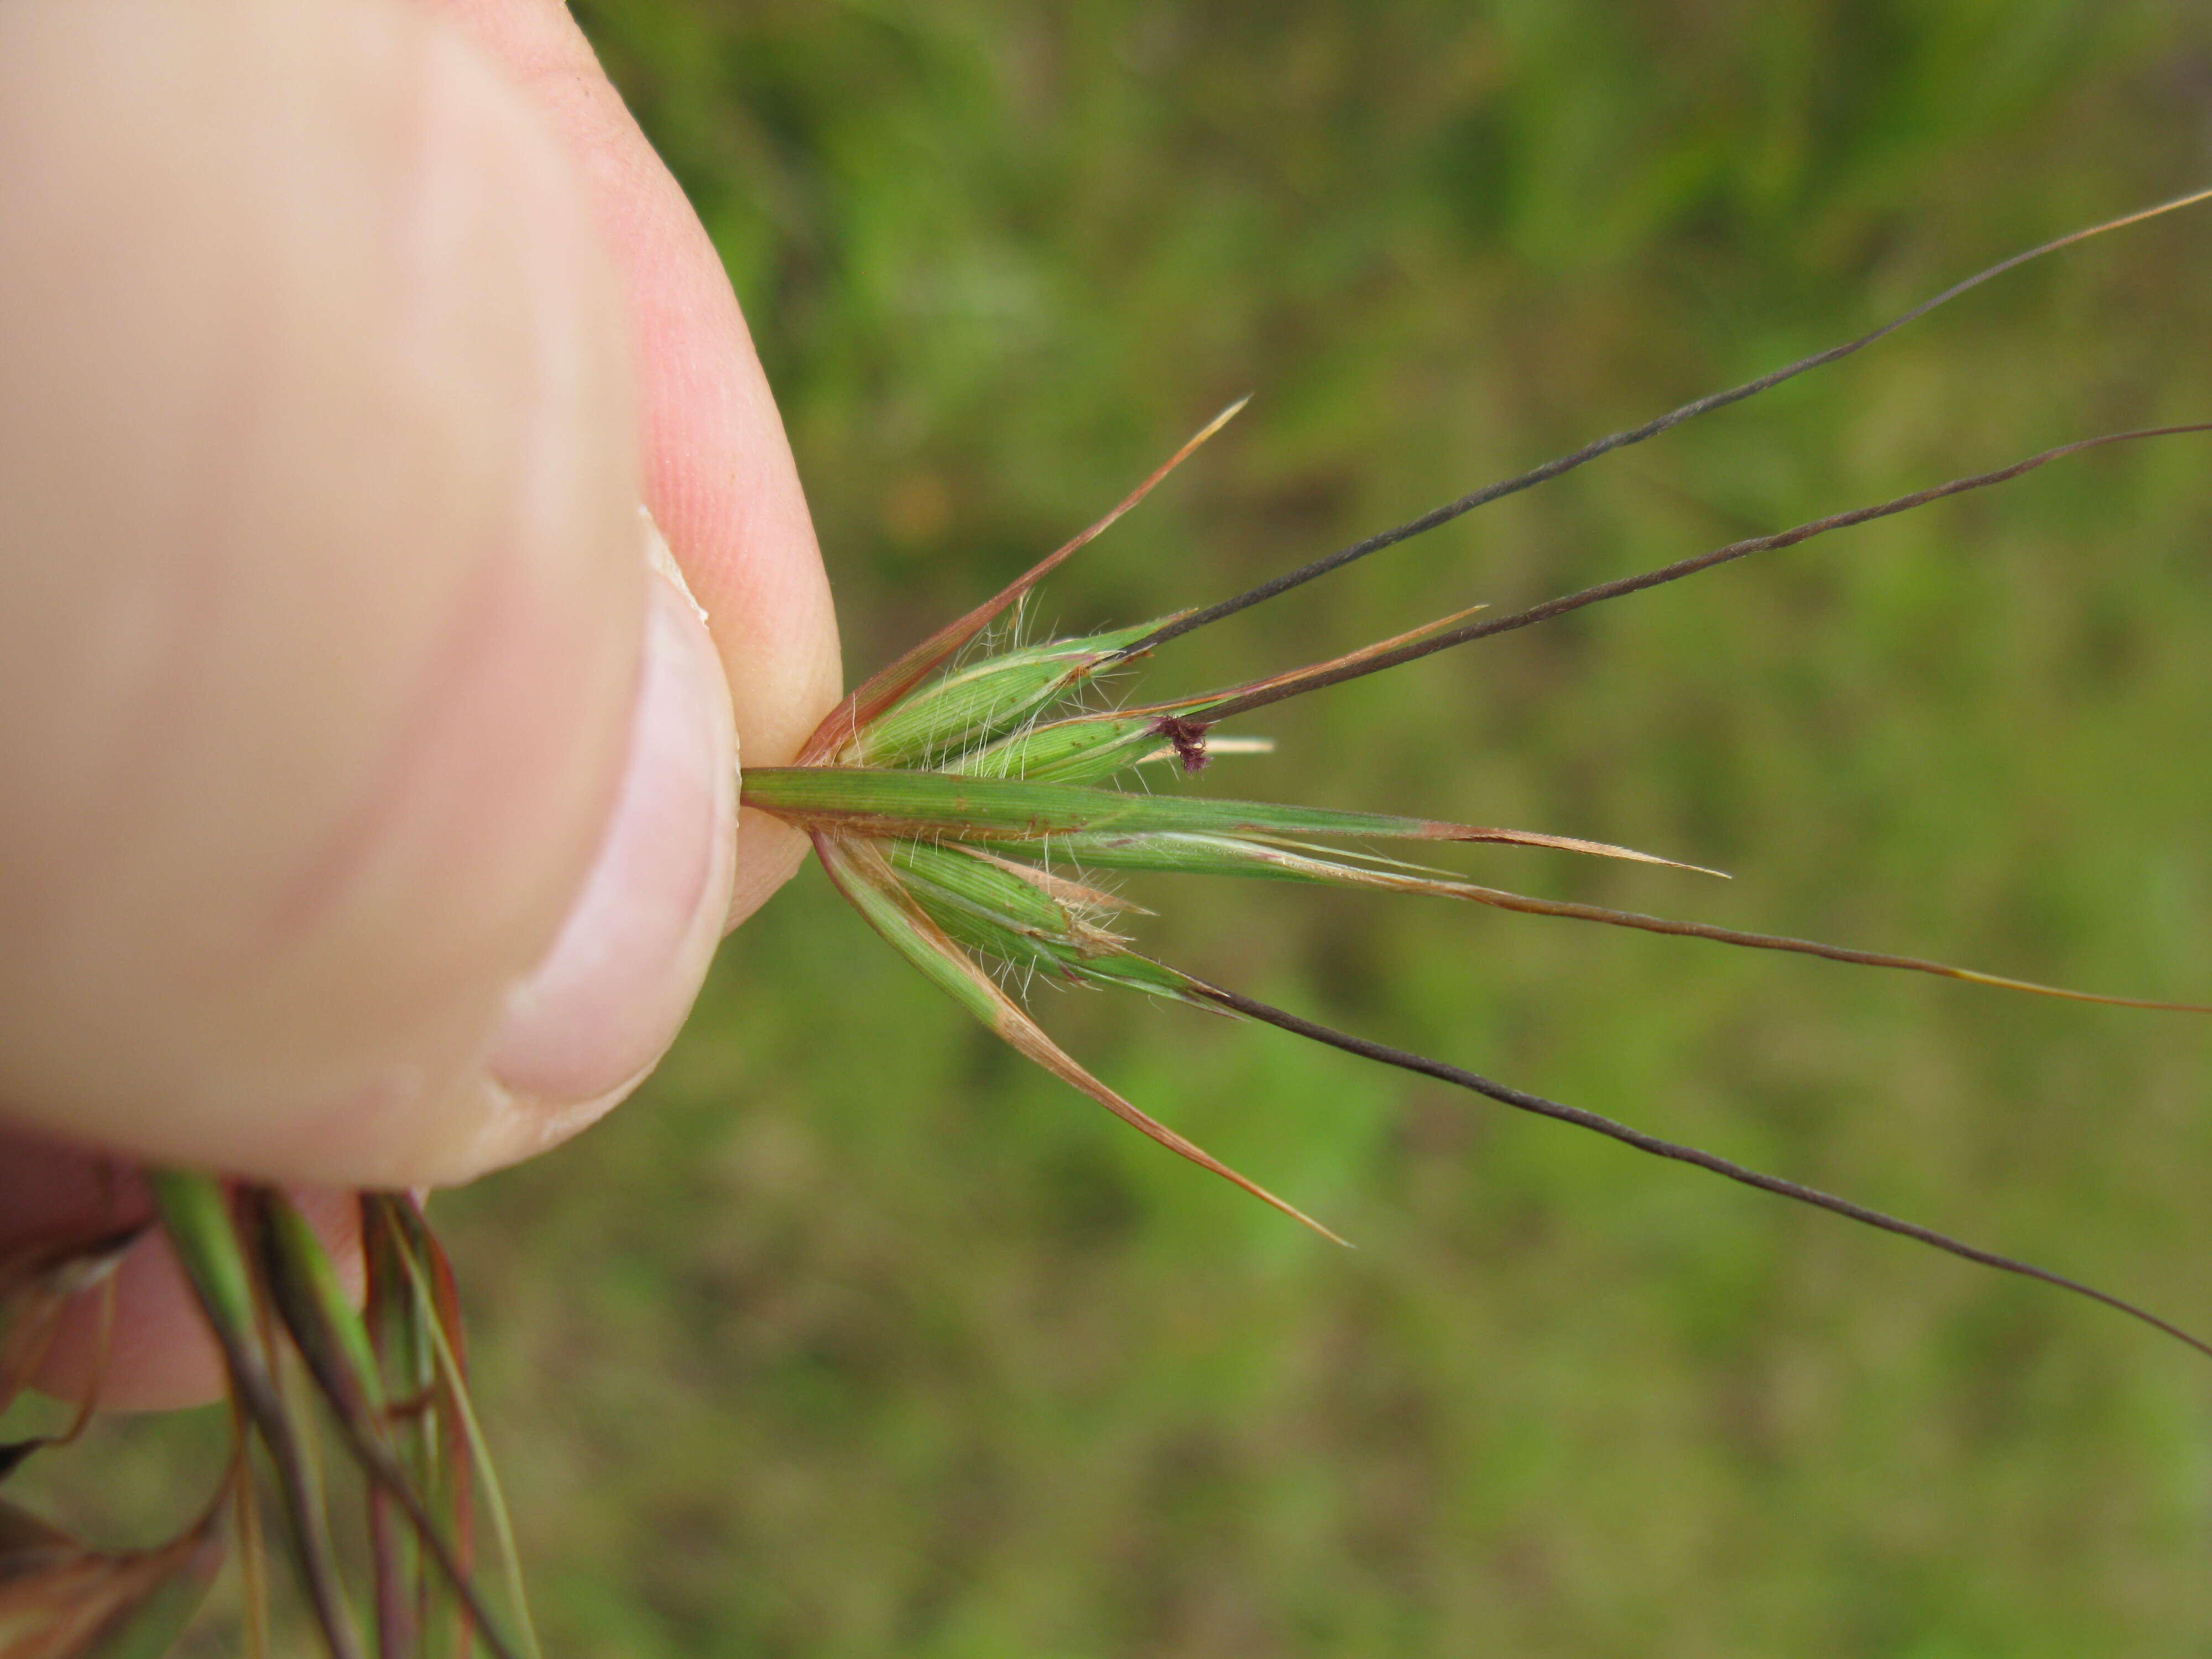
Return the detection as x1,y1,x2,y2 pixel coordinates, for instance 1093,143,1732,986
0,0,842,1408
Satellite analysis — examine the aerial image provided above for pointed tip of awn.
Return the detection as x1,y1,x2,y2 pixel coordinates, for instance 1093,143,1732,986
1434,823,1730,878
1284,1203,1354,1249
1212,392,1255,429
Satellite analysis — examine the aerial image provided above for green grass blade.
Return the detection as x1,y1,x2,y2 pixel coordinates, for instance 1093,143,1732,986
361,1201,441,1659
940,713,1165,784
277,1190,533,1659
361,1232,419,1658
145,1174,255,1339
1050,830,1366,882
249,1194,516,1659
251,1194,382,1418
938,609,1498,785
821,836,1031,1029
948,713,1279,785
745,767,1707,870
940,604,1488,784
149,1174,365,1659
382,1211,541,1659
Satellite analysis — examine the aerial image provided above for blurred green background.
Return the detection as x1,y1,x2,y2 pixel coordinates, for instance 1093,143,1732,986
57,2,2212,1654
494,3,2212,1654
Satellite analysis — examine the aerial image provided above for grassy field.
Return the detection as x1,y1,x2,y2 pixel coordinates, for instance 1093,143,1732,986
39,3,2212,1655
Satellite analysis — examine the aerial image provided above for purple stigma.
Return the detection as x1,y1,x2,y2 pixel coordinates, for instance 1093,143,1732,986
1151,715,1212,774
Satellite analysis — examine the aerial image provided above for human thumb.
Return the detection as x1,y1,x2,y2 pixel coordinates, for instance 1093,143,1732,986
0,0,737,1189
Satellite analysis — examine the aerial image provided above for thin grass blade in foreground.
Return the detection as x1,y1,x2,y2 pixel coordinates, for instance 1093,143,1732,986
151,1173,364,1659
1,1228,139,1450
0,1489,227,1659
244,1194,534,1659
34,1177,541,1659
0,1230,225,1659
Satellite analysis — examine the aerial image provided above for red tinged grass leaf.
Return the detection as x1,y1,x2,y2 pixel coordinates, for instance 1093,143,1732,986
0,1228,139,1426
0,1489,225,1659
794,399,1244,764
244,1190,529,1659
362,1199,541,1659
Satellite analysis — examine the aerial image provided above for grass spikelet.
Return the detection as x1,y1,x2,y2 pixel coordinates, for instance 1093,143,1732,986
743,187,2212,1358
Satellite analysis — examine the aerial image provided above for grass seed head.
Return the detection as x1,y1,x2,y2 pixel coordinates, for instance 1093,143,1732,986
740,186,2212,1353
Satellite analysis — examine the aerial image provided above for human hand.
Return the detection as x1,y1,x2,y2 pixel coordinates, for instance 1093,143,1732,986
0,0,841,1409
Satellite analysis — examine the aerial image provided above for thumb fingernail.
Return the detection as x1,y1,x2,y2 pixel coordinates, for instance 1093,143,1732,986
484,517,734,1112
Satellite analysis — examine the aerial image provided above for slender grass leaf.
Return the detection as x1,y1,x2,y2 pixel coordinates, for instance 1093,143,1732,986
940,714,1272,785
884,839,1117,940
375,1203,540,1659
746,767,1710,871
232,1438,269,1659
150,1174,365,1659
951,845,1150,915
248,1193,382,1421
361,1201,442,1659
372,1194,483,1659
243,1186,531,1659
144,1175,254,1342
941,712,1172,785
